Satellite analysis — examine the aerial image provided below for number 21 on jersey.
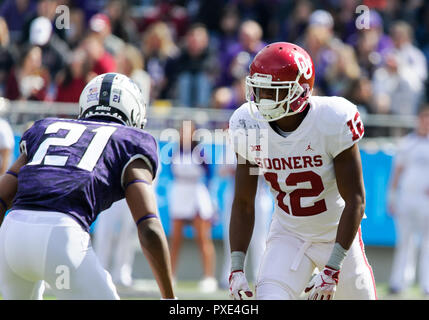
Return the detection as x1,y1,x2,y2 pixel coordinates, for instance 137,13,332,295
26,122,117,172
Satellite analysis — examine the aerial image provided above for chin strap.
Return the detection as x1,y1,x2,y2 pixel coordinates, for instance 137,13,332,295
290,84,311,112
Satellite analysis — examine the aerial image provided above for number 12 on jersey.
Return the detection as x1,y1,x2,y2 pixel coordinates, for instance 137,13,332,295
264,171,327,217
347,112,364,141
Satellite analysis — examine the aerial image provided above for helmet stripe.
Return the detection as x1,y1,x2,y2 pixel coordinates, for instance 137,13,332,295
99,73,116,106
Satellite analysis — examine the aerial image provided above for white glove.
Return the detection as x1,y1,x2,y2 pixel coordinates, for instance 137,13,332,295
228,270,253,300
305,266,340,300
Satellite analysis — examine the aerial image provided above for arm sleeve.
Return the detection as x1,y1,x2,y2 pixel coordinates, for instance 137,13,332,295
228,109,254,163
327,102,365,158
120,131,159,189
18,121,42,157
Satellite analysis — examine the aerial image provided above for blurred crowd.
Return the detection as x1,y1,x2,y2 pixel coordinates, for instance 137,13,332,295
0,0,429,136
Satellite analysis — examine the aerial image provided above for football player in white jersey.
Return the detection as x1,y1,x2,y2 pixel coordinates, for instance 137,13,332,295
388,104,429,296
228,42,377,300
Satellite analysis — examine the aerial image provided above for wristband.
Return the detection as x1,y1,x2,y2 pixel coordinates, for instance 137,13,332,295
125,179,151,190
231,251,246,272
326,242,348,270
6,170,18,178
136,214,158,226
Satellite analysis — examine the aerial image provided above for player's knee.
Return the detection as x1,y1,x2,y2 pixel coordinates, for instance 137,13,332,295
255,281,296,300
336,272,377,300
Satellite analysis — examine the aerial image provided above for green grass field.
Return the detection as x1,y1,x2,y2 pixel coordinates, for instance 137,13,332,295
1,280,427,300
37,280,428,300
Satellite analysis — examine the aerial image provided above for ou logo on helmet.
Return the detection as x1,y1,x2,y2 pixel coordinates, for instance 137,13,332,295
293,51,313,80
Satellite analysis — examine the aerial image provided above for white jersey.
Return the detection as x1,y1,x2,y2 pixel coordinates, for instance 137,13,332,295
394,132,429,196
228,96,364,242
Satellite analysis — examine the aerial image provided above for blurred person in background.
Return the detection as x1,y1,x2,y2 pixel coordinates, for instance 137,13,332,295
324,44,361,97
211,86,234,110
211,77,246,110
0,17,18,96
0,117,14,175
372,52,421,117
389,21,427,113
335,0,360,42
116,44,151,105
211,4,240,62
233,0,274,41
278,0,313,44
20,0,67,44
82,33,116,75
28,16,69,84
301,10,341,95
138,1,189,40
170,23,218,108
89,13,125,57
141,21,179,102
4,45,49,101
105,0,139,45
387,104,429,297
416,3,429,100
369,16,426,120
168,121,217,293
372,22,428,136
345,76,374,116
348,10,393,78
307,9,336,43
220,19,265,87
0,0,37,43
63,6,86,49
55,48,92,103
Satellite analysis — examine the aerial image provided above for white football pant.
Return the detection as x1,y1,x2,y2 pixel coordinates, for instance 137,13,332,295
0,210,119,299
255,220,377,300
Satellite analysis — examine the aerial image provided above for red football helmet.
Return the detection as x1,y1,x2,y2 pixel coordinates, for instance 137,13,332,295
246,42,315,121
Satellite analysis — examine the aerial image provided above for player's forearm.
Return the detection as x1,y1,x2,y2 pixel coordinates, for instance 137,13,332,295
229,198,255,254
335,196,365,250
0,154,27,223
0,172,19,225
0,149,11,174
137,219,175,299
0,163,7,175
326,197,364,271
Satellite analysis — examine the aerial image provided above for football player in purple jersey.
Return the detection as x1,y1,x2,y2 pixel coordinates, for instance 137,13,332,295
0,73,176,300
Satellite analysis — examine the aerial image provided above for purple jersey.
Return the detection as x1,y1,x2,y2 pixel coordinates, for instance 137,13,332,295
12,117,158,232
